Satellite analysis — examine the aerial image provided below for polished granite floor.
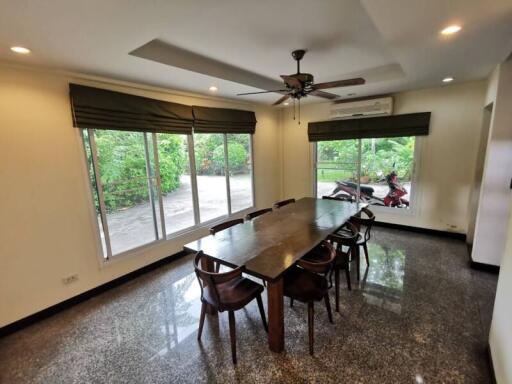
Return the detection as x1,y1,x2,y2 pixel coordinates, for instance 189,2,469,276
0,228,498,384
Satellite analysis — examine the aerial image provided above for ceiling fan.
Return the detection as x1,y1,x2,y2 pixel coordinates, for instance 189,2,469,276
237,49,366,106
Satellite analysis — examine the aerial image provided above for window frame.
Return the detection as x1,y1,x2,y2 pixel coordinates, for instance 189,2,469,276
79,129,256,263
312,136,421,216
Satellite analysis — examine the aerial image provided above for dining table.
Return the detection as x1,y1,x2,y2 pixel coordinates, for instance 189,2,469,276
184,197,366,353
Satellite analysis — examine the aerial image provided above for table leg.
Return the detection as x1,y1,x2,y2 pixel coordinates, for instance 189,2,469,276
200,256,218,316
267,277,284,353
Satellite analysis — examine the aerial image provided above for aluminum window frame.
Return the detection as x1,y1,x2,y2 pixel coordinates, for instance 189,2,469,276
313,136,420,214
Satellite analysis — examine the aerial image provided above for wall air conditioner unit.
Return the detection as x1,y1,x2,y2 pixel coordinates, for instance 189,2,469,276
329,97,393,120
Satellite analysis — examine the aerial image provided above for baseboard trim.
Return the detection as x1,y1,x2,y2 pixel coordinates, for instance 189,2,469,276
470,258,500,274
0,250,191,338
373,221,467,241
488,344,497,384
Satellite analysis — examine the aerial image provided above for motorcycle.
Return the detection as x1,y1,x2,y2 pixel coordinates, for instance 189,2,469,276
329,170,409,208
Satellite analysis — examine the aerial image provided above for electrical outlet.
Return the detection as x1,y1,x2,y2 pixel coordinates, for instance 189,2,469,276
62,274,78,285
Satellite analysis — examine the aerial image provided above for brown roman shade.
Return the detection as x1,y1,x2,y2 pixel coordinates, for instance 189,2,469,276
192,106,257,134
308,112,431,142
69,84,194,134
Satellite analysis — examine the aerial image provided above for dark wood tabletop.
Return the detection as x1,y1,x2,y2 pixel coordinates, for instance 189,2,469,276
184,197,364,282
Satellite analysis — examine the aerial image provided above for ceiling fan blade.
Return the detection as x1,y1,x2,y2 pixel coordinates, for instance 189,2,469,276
272,94,291,106
309,90,339,100
280,75,302,89
313,77,365,90
237,89,288,96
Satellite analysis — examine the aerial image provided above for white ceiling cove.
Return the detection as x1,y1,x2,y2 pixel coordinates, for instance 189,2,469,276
0,0,511,104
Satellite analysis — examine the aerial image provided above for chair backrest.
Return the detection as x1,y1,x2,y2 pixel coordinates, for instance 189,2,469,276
245,208,272,220
328,221,358,256
209,218,244,235
322,195,355,202
273,198,296,209
350,207,375,242
297,241,336,276
193,251,243,310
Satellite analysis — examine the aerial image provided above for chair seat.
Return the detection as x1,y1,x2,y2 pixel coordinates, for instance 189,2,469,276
283,266,328,302
203,276,264,311
302,243,333,263
336,229,365,244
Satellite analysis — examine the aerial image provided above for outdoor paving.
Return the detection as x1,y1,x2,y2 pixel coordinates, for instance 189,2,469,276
105,175,252,255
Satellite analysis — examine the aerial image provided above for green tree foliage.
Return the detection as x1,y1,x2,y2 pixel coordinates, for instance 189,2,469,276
194,133,224,175
157,134,187,192
212,142,248,174
317,137,415,183
93,131,186,212
87,131,250,212
194,133,249,175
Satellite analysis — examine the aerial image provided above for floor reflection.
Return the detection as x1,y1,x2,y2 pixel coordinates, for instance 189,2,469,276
0,228,498,384
150,274,202,358
360,242,405,314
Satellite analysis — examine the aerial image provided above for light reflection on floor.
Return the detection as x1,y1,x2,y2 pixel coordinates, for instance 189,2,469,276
361,242,405,314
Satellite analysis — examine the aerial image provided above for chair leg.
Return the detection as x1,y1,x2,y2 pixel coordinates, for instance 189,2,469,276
308,302,314,355
290,298,294,308
228,311,237,364
324,294,333,324
197,302,206,340
334,268,340,312
215,262,220,273
256,294,268,332
356,246,361,281
345,265,352,291
363,243,369,266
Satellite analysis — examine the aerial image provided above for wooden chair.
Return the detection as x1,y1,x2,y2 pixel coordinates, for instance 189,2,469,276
194,251,268,364
322,195,355,202
209,218,244,272
245,208,272,220
349,207,376,280
273,198,296,209
209,218,244,235
327,222,359,312
283,241,336,355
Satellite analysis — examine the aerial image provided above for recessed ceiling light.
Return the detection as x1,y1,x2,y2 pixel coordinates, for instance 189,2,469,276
10,46,31,54
440,25,461,35
208,86,218,92
442,77,454,83
283,102,289,106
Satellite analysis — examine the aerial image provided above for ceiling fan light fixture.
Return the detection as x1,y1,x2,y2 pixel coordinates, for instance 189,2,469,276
283,102,289,106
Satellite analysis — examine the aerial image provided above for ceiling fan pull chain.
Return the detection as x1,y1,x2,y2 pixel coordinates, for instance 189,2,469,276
298,99,301,125
293,98,296,120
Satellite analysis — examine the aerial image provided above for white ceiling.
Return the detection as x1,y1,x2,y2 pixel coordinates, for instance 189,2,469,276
1,0,511,105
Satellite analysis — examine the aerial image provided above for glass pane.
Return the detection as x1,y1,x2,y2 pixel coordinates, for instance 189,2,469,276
360,137,414,208
194,133,228,222
157,133,195,234
227,134,253,212
316,139,359,199
82,130,107,258
94,130,157,254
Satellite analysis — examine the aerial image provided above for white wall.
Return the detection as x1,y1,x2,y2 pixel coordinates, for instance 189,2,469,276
489,197,512,383
0,64,282,327
472,58,512,266
281,81,486,233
